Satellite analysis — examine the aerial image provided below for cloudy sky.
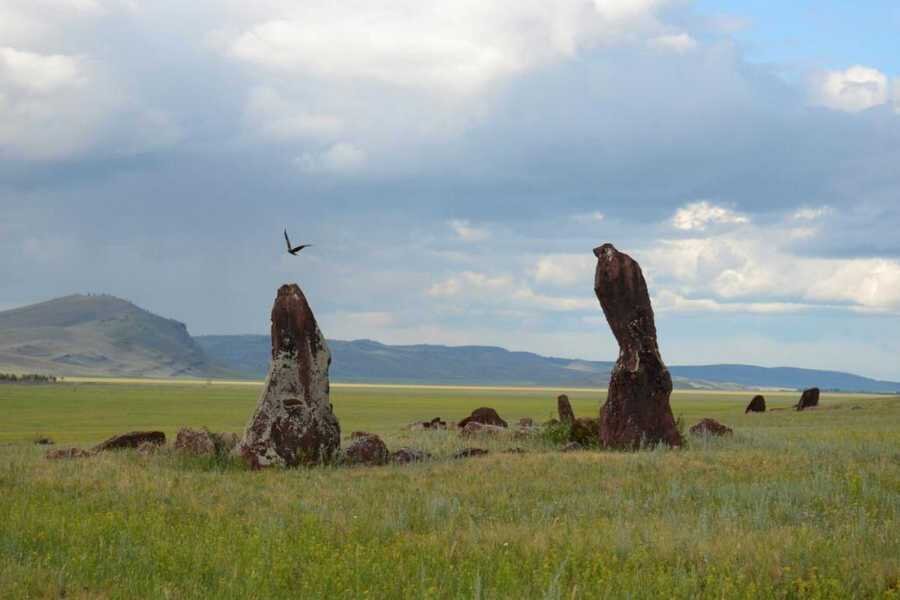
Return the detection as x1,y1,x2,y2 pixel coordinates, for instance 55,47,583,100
2,0,899,379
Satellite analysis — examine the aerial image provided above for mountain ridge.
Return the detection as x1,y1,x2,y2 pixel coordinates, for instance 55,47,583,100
1,294,898,392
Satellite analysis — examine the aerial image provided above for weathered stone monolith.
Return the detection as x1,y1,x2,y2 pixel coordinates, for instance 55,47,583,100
557,394,575,424
593,244,682,449
239,284,340,468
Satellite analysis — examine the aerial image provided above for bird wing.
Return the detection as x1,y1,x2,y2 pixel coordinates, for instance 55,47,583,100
284,229,292,251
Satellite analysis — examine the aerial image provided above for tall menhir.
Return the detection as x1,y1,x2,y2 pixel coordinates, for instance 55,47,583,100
239,284,341,468
593,244,682,449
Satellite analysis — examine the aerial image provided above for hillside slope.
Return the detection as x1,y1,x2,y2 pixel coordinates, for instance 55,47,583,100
0,295,220,378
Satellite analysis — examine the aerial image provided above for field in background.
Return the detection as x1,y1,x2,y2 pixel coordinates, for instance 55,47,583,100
1,383,899,598
0,381,882,444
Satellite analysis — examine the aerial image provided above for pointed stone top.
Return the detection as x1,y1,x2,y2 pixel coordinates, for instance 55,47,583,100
593,243,618,259
271,283,319,359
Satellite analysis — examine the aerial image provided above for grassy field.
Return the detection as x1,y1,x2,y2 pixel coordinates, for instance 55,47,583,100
1,383,899,598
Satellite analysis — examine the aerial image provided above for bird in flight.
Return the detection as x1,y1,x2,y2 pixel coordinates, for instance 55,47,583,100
284,229,312,256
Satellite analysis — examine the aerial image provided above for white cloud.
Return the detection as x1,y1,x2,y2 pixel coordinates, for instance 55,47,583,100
428,270,593,312
648,33,697,53
532,254,595,286
246,86,344,140
653,290,818,314
643,213,900,313
572,211,606,223
427,271,511,297
0,47,116,159
296,142,367,173
225,1,675,95
792,206,832,221
813,65,890,113
671,201,749,231
448,220,490,242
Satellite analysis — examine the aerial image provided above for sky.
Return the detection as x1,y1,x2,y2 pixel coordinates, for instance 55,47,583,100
1,0,899,380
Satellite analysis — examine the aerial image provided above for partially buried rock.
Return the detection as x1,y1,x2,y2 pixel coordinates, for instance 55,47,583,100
211,432,240,454
136,441,159,456
594,244,682,449
689,419,733,437
175,428,215,456
343,433,389,466
452,448,489,459
390,447,431,465
460,421,506,437
46,447,94,460
93,431,165,452
795,387,820,411
458,407,507,429
570,417,600,446
745,395,766,413
239,284,341,468
557,394,576,424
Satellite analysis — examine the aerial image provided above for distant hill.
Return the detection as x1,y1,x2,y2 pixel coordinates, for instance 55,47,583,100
196,336,900,393
197,336,616,387
3,294,898,392
0,294,223,378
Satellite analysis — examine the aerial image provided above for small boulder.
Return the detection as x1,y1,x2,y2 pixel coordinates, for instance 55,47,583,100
557,394,576,424
46,448,94,460
458,407,507,429
175,428,216,455
408,417,447,430
390,447,431,464
343,433,389,466
796,387,820,411
452,448,489,459
689,419,733,437
211,432,241,453
93,431,165,452
745,395,766,413
518,417,535,428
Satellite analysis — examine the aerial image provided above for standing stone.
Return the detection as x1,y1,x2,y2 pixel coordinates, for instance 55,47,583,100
745,395,766,413
557,394,576,424
239,284,340,468
593,244,682,449
796,387,820,411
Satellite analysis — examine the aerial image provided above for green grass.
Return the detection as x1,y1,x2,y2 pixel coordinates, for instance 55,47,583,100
1,383,899,598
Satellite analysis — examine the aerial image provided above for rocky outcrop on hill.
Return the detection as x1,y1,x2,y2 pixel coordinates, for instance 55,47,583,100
593,244,682,449
239,284,341,468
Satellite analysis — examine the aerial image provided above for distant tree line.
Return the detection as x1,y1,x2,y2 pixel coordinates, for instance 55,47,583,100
0,373,59,384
